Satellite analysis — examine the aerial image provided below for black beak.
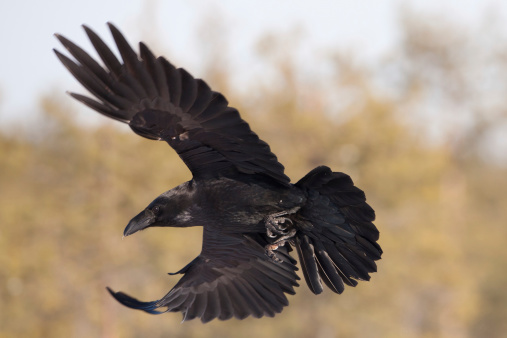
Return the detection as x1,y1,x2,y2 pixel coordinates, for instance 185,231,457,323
123,209,155,237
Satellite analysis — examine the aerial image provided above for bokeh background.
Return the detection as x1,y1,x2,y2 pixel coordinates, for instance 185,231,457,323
1,1,507,337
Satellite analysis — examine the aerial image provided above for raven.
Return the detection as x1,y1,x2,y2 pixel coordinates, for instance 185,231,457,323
54,23,382,323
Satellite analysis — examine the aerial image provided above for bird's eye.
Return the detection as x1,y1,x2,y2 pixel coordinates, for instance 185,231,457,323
152,206,160,215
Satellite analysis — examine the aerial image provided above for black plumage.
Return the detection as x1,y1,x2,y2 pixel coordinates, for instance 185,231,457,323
54,23,382,323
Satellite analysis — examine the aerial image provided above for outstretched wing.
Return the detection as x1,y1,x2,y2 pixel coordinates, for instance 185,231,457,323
107,234,299,323
54,23,290,185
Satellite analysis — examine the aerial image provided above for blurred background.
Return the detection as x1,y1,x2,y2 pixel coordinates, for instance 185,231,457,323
1,0,507,337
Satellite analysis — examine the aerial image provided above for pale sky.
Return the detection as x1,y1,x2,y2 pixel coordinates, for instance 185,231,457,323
0,0,505,124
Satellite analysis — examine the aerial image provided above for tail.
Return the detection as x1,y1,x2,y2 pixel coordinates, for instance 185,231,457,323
294,166,382,295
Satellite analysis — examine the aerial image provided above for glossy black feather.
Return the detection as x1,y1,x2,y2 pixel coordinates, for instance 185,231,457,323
56,24,382,323
55,23,290,185
295,235,323,295
294,166,382,291
314,240,345,294
108,233,299,322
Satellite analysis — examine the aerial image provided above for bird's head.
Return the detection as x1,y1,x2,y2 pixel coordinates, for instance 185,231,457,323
123,182,196,237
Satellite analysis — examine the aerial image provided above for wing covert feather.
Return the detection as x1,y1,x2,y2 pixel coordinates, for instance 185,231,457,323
55,23,290,185
107,234,299,323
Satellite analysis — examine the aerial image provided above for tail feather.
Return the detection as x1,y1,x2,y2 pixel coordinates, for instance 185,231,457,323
335,246,373,281
313,240,346,294
294,166,382,295
346,244,378,272
355,236,382,260
294,235,323,295
322,242,359,287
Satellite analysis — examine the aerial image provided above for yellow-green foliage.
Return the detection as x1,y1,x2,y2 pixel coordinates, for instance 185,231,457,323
1,13,506,338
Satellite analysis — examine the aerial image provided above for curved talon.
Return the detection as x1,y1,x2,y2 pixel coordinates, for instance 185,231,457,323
263,208,300,260
266,216,293,233
276,223,288,231
265,244,282,263
264,228,297,262
267,229,277,238
282,218,293,226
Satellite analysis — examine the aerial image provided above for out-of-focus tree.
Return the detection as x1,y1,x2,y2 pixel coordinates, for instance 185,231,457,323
390,10,507,337
1,8,506,338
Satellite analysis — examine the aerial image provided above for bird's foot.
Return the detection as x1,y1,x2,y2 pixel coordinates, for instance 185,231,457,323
265,229,297,262
263,207,299,262
265,217,292,238
264,207,300,238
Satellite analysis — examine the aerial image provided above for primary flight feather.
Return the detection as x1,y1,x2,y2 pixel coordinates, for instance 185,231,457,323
54,23,382,323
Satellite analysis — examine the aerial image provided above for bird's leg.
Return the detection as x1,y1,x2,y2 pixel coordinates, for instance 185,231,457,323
264,207,300,237
264,207,300,262
265,229,297,262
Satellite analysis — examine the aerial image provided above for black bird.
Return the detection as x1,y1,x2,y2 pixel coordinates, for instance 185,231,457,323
54,23,382,323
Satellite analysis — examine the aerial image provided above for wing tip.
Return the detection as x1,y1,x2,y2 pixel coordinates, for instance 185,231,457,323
106,286,165,314
81,24,94,36
107,22,122,37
